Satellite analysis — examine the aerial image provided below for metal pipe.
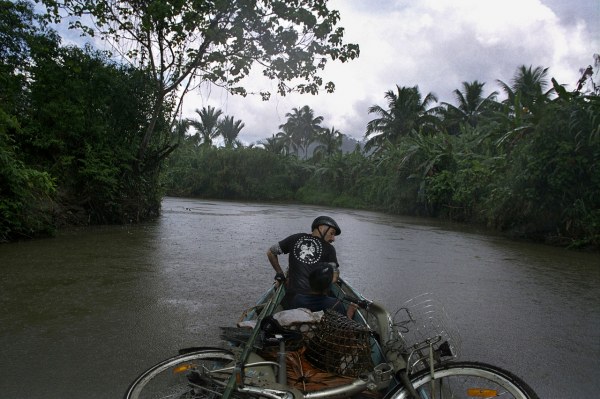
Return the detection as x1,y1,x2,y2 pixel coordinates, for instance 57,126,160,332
277,335,287,385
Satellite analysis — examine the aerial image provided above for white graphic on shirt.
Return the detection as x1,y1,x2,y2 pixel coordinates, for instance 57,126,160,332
299,242,315,259
293,236,322,264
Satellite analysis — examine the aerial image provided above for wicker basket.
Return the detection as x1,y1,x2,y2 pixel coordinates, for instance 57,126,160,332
305,309,373,377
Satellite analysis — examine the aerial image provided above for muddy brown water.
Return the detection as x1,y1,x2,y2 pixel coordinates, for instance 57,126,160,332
0,197,598,398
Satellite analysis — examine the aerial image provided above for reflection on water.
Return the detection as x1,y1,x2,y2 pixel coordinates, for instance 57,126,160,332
0,197,598,398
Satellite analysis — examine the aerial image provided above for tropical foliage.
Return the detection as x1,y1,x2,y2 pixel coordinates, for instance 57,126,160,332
2,1,172,239
2,1,598,249
0,0,358,241
163,60,600,249
279,106,325,159
37,0,359,169
188,106,223,148
439,81,499,134
365,85,439,151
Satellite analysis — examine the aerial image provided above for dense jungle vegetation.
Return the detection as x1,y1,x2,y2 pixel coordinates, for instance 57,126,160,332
164,74,600,249
1,1,598,249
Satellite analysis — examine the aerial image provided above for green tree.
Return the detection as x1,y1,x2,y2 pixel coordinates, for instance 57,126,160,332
0,110,56,241
218,115,245,148
485,76,600,247
164,146,308,200
188,106,223,148
440,80,499,134
0,1,57,240
258,134,286,155
280,105,324,159
494,65,554,149
499,65,553,110
314,126,343,158
365,85,440,152
39,0,359,169
275,125,299,156
0,0,59,116
20,42,171,224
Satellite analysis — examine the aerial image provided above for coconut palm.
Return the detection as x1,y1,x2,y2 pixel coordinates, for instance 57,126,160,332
497,65,553,111
280,105,324,159
314,126,343,157
365,85,440,152
188,105,223,148
275,125,298,156
259,134,286,154
441,81,499,134
218,115,245,148
494,65,554,148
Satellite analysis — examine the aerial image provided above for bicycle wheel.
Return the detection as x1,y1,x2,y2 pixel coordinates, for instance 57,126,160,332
124,348,237,399
387,361,539,399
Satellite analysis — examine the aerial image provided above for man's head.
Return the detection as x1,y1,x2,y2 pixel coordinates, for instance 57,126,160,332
311,216,341,243
309,263,335,293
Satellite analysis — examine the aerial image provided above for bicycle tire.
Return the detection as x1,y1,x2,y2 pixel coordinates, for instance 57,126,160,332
123,348,237,399
386,361,539,399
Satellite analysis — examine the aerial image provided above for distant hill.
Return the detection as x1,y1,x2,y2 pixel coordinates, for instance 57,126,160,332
341,135,364,153
304,134,364,157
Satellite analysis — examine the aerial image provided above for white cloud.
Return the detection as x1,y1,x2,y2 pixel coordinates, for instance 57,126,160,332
181,0,599,144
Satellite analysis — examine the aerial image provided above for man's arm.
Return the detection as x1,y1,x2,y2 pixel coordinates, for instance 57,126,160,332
267,244,287,285
267,246,284,275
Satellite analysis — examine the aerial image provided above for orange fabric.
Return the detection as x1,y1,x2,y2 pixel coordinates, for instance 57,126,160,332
259,347,383,398
285,347,355,392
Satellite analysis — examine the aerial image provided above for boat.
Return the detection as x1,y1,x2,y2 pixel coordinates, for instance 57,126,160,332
124,278,539,399
221,277,400,397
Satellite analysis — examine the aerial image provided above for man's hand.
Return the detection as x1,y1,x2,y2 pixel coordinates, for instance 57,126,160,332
274,272,286,285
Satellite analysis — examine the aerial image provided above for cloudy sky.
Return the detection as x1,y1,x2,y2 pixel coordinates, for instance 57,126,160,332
55,0,598,145
178,0,598,146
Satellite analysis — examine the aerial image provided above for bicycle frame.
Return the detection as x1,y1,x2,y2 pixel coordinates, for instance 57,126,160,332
219,279,424,399
125,279,539,399
221,283,286,399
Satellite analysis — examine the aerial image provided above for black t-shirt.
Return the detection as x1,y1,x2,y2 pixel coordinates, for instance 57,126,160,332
278,233,338,296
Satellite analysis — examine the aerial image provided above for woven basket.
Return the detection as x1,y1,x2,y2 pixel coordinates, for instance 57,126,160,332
305,310,373,377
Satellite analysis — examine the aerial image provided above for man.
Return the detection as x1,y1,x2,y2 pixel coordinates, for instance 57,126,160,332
267,216,341,308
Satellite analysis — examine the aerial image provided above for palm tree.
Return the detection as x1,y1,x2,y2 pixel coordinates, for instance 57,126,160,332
170,118,190,144
218,115,245,148
275,125,298,156
497,65,553,111
280,105,324,159
314,126,343,157
259,134,286,154
441,81,499,134
494,65,554,148
188,106,223,148
365,85,440,152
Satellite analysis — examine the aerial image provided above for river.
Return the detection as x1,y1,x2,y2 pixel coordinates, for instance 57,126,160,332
0,197,598,398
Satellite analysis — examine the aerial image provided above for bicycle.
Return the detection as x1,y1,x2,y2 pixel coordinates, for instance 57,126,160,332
124,278,539,399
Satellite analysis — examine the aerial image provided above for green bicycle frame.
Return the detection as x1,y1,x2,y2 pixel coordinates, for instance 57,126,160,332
221,283,286,399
